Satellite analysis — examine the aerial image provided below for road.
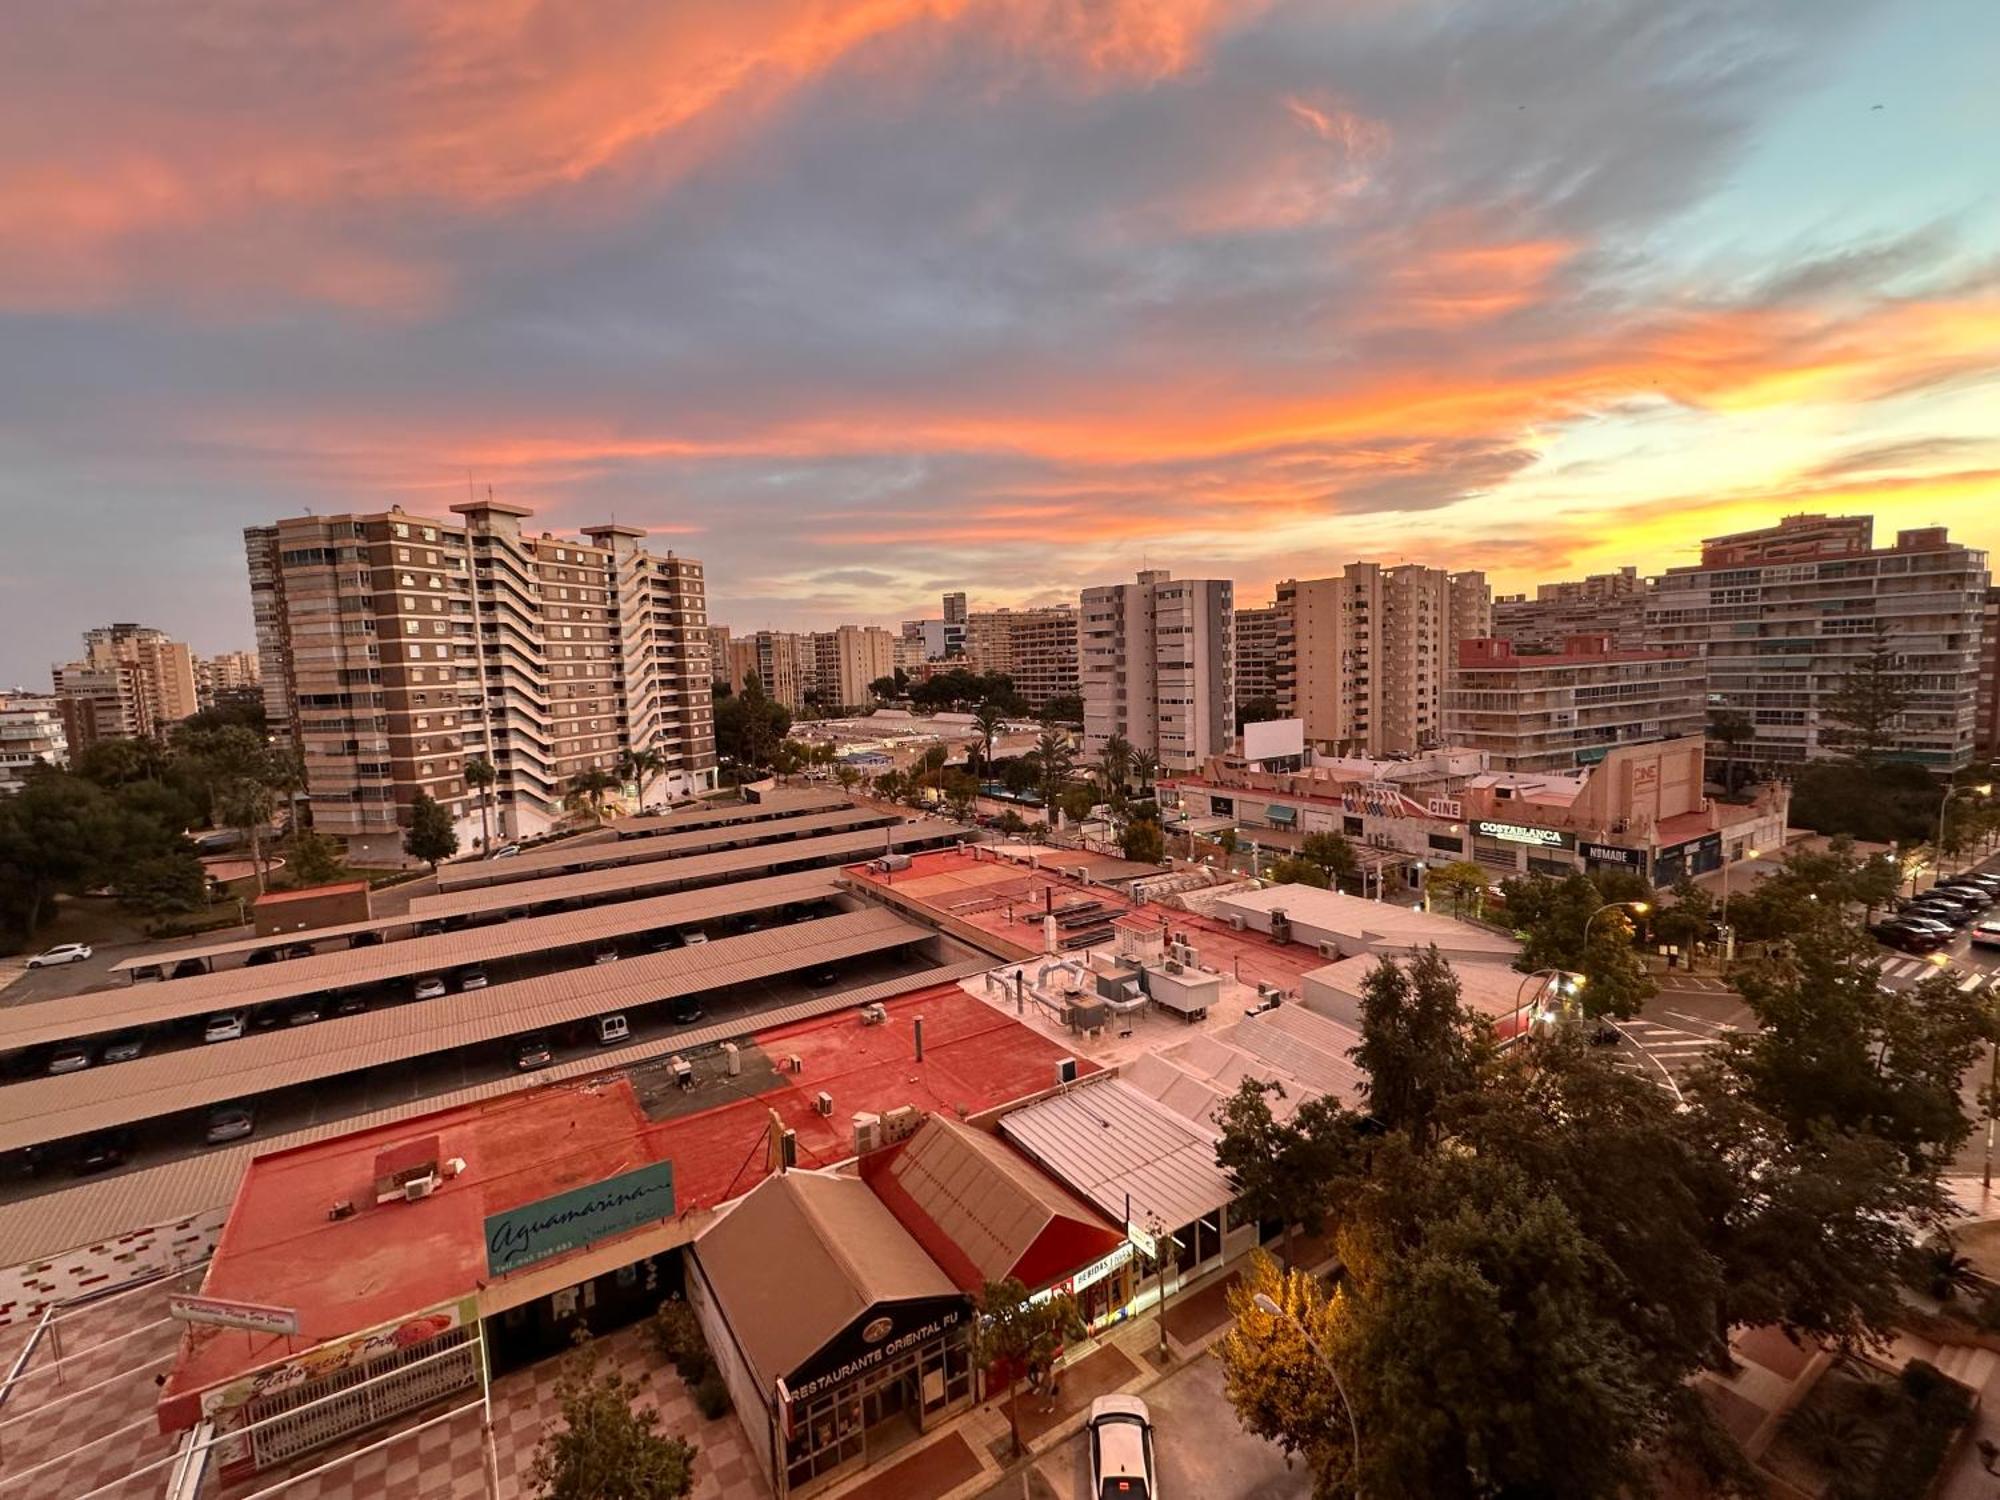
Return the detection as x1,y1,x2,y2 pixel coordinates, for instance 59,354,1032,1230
977,1352,1308,1500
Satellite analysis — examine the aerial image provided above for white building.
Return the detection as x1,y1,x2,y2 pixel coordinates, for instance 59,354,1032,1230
0,693,68,792
1080,569,1233,773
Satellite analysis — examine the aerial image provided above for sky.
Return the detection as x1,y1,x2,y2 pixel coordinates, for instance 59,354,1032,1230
1,0,1997,686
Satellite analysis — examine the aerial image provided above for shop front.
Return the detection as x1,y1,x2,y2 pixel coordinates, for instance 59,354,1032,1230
1654,831,1723,888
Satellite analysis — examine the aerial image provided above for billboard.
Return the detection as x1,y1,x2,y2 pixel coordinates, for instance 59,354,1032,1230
1242,718,1306,763
484,1160,677,1277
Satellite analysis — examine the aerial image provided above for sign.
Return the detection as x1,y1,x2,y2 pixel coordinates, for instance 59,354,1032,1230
198,1295,479,1426
1427,797,1463,820
784,1297,967,1404
1126,1221,1158,1258
1472,820,1575,851
1242,718,1306,763
169,1295,300,1336
1341,783,1404,820
1580,842,1645,869
484,1160,676,1277
1030,1243,1135,1307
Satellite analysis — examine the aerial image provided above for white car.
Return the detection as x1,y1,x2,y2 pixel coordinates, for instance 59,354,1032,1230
27,943,92,968
1973,920,2000,950
203,1012,245,1044
1088,1395,1157,1500
413,975,448,1000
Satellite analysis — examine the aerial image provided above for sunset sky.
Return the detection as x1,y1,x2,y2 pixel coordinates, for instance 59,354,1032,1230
2,0,1996,685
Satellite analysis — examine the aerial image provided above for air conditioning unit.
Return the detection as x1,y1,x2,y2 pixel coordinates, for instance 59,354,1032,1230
722,1042,741,1076
858,1003,888,1026
328,1199,356,1221
815,1091,834,1117
1318,940,1341,959
883,1105,921,1142
403,1175,437,1202
671,1056,694,1089
1228,914,1247,932
1164,960,1183,976
853,1112,883,1153
786,1054,804,1074
1054,1057,1080,1087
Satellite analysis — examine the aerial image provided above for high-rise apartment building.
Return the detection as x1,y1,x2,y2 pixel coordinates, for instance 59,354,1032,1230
1978,586,2000,762
0,692,68,792
1493,568,1646,652
1446,636,1706,772
941,592,969,658
964,607,1079,710
706,627,736,689
194,649,262,709
1080,570,1233,773
248,502,715,863
50,623,199,746
1646,515,1989,769
1233,604,1285,711
1274,563,1491,756
811,626,898,710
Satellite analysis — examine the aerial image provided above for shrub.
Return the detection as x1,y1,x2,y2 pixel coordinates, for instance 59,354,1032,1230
693,1367,732,1420
651,1297,709,1378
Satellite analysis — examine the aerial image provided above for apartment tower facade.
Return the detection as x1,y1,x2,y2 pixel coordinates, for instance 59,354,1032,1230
1233,604,1285,712
1080,570,1233,773
1492,567,1647,652
247,502,715,864
1274,563,1492,756
50,623,200,747
964,606,1080,711
1446,636,1705,772
1645,515,1989,769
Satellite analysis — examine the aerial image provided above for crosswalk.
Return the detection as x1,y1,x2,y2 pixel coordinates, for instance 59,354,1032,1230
1875,954,1994,993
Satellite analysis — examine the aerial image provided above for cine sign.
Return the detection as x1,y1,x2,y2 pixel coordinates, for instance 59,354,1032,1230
169,1295,301,1336
1472,820,1573,850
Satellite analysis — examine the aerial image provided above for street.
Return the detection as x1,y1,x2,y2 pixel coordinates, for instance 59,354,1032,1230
977,1352,1308,1500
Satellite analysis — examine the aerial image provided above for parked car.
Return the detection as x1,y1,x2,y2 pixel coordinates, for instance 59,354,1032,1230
333,995,369,1017
682,932,709,947
592,946,621,966
203,1012,246,1043
413,975,448,1001
349,930,385,948
102,1032,145,1063
244,948,280,966
72,1129,137,1176
1088,1395,1157,1500
1895,912,1957,936
1906,899,1976,927
26,943,92,968
490,845,521,860
47,1044,91,1075
1972,919,2000,950
806,966,840,988
1935,883,1994,908
596,1014,630,1046
513,1034,553,1071
457,966,489,992
669,996,706,1026
1872,921,1948,954
286,1003,322,1027
282,944,317,961
251,1006,286,1030
204,1105,255,1145
170,958,208,980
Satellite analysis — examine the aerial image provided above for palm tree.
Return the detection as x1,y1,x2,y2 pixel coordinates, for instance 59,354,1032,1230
1707,707,1754,795
1034,728,1074,817
217,777,277,894
268,746,308,836
567,767,619,826
973,702,1007,777
1099,733,1134,793
1133,749,1161,798
463,756,497,852
618,745,666,808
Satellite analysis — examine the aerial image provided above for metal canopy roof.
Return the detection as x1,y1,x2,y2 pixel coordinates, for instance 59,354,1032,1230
0,907,931,1155
0,955,999,1273
435,805,895,892
406,821,971,920
614,788,847,838
1,872,843,1053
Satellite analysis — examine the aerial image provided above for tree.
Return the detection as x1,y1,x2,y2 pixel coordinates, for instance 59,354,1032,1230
1216,1251,1350,1497
1098,733,1134,793
713,678,791,771
940,769,980,823
1502,872,1655,1019
1040,693,1083,725
972,702,1007,774
215,776,277,894
1237,695,1281,730
1651,875,1716,972
972,1277,1085,1457
1132,749,1161,798
1214,1080,1357,1266
834,764,861,793
567,767,619,825
1821,622,1911,765
1423,861,1488,918
619,745,666,808
527,1339,696,1500
403,791,459,871
872,769,910,804
1298,831,1359,889
1706,706,1755,794
463,755,497,852
868,672,903,701
1351,948,1493,1152
995,809,1027,835
1056,784,1096,826
1266,855,1329,888
287,829,345,888
1119,818,1166,864
1033,728,1073,813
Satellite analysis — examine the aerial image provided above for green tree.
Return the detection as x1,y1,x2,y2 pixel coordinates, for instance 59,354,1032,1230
1098,733,1134,793
463,755,497,852
1132,749,1161,798
1236,695,1281,730
1298,831,1359,889
1215,1252,1350,1497
1056,784,1096,826
1266,855,1329,888
1032,727,1073,813
1706,706,1755,795
940,769,980,823
713,678,791,770
834,764,860,793
1651,875,1715,972
995,809,1027,835
872,769,909,804
972,702,1007,774
1039,693,1083,725
1423,860,1489,918
972,1277,1085,1457
527,1339,696,1500
1821,622,1911,765
1352,948,1493,1153
1119,817,1166,865
286,829,345,888
868,672,904,701
1214,1080,1357,1266
619,745,666,808
1503,872,1655,1019
120,850,210,916
215,776,277,894
403,791,459,871
567,767,619,824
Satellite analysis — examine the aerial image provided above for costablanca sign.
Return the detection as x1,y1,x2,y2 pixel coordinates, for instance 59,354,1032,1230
484,1160,677,1277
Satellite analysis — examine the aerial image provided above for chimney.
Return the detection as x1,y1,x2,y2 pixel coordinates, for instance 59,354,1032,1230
914,1015,925,1062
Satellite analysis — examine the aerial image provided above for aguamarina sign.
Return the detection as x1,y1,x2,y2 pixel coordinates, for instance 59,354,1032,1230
484,1160,677,1277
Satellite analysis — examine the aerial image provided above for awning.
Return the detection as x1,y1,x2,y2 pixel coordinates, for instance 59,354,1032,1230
1265,804,1298,824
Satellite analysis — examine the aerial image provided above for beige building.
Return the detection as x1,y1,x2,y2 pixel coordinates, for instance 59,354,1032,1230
1234,604,1285,711
810,626,897,710
1081,570,1233,773
964,606,1079,710
1493,567,1646,652
51,623,199,746
1646,515,1989,769
0,692,68,791
247,502,716,863
1979,586,2000,762
195,649,262,709
1446,635,1705,772
1274,563,1491,757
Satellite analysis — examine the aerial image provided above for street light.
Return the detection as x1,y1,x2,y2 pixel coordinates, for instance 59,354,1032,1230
1936,783,1994,878
1583,899,1649,947
1252,1292,1361,1494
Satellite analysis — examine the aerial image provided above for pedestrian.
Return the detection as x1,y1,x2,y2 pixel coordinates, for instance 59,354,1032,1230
1980,1437,1999,1474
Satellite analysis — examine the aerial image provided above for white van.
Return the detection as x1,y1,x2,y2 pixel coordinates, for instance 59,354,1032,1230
596,1014,630,1046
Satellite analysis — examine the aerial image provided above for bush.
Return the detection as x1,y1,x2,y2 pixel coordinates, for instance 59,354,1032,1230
651,1297,710,1381
693,1367,732,1420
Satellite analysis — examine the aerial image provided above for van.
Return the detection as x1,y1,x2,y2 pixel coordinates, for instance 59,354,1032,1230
596,1014,630,1046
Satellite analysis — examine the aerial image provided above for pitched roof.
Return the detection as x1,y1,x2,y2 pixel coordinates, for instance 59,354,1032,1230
694,1170,955,1388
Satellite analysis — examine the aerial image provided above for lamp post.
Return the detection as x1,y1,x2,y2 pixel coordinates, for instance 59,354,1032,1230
1252,1292,1362,1495
1583,898,1650,954
1935,783,1994,880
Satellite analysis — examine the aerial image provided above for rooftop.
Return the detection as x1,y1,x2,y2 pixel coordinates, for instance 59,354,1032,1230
161,982,1087,1403
1212,885,1521,963
254,881,370,908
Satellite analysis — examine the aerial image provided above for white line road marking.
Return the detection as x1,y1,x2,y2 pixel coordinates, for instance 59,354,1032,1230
1662,1010,1740,1034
